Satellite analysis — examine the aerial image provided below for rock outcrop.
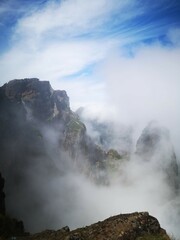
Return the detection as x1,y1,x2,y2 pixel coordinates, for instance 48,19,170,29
0,79,108,232
0,78,105,163
136,121,179,190
0,215,25,239
26,212,170,240
0,78,70,122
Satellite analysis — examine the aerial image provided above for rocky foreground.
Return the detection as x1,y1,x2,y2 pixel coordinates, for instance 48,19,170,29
23,212,169,240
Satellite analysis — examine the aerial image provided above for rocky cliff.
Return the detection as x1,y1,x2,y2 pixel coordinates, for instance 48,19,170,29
0,78,105,164
26,212,170,240
0,78,70,122
0,78,107,232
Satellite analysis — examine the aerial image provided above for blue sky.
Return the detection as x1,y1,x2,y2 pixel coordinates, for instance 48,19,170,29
0,0,180,122
0,0,180,78
0,0,180,50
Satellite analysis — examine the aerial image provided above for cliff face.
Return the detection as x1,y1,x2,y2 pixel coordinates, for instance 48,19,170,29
27,212,170,240
0,79,107,232
0,78,70,122
0,78,104,164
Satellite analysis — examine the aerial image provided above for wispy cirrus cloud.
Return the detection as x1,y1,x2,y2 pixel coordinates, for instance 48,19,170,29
0,0,180,95
14,0,134,40
0,0,131,84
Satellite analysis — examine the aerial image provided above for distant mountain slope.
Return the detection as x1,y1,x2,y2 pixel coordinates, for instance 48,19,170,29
136,121,179,190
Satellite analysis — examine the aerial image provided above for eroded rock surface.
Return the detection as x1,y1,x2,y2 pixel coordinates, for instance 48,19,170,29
27,212,170,240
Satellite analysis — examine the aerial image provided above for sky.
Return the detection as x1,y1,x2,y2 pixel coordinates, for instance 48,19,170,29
0,0,180,145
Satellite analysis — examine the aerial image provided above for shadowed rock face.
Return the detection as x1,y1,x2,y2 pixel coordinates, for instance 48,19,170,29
0,173,5,215
136,121,179,189
0,79,107,232
0,78,105,161
26,212,170,240
136,121,171,158
0,173,26,239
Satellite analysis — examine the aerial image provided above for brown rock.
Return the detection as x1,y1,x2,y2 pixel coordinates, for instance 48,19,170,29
27,212,170,240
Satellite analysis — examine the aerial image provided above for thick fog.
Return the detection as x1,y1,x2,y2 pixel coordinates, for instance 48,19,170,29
68,43,180,157
73,43,180,237
2,114,179,239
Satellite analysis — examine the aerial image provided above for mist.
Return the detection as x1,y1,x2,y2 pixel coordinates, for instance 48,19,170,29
1,113,179,239
56,42,180,237
104,44,180,157
0,40,179,239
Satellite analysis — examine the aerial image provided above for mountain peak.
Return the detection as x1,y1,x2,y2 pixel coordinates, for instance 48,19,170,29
136,121,179,189
3,78,51,100
136,121,170,157
0,78,70,121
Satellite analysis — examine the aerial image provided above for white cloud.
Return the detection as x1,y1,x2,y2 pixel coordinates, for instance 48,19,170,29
14,0,133,40
0,38,117,83
103,46,180,117
93,44,180,157
168,27,180,46
1,0,171,88
0,0,127,85
52,77,106,111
